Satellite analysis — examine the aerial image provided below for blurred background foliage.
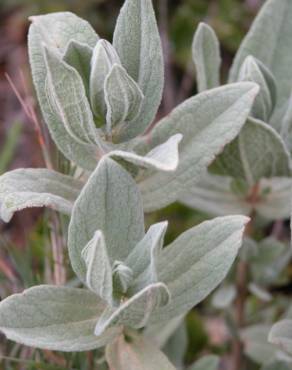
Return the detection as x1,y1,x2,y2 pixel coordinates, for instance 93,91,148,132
3,1,287,369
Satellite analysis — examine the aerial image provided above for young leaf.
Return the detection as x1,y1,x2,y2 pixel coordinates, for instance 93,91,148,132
210,117,292,186
113,0,164,141
110,133,182,172
106,334,176,370
269,320,292,356
149,215,248,325
188,355,220,370
0,286,120,351
90,39,121,119
138,82,259,211
126,221,168,282
81,230,113,304
192,23,221,92
68,157,145,283
238,56,276,121
28,12,99,170
105,64,144,134
44,46,99,146
0,168,82,222
62,40,93,98
95,283,171,335
229,0,292,117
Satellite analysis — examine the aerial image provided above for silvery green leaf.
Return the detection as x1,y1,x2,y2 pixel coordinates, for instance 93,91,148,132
126,222,168,292
250,238,290,286
62,40,92,98
68,157,145,282
212,284,236,309
192,23,221,92
106,333,176,370
113,0,164,141
163,322,187,369
112,261,134,296
280,93,292,151
242,324,276,365
0,168,82,222
269,320,292,356
44,46,99,146
261,361,292,370
138,82,259,211
110,134,182,172
248,283,272,302
180,173,251,217
255,177,292,220
28,13,99,170
95,283,171,335
90,39,121,119
188,355,220,370
211,117,291,186
229,0,292,122
0,285,120,351
150,215,248,325
144,315,184,348
81,230,113,304
238,56,276,121
105,64,144,134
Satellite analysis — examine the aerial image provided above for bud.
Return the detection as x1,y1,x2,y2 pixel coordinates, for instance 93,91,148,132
90,39,121,119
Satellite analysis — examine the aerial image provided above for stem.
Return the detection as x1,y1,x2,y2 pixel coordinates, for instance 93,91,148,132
231,260,248,370
50,212,66,285
231,210,255,370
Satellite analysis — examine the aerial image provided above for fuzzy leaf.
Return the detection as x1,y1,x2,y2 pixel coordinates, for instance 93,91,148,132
163,322,188,368
0,286,120,351
211,117,291,185
180,173,251,217
68,157,145,282
113,0,164,141
126,222,168,292
106,334,176,370
105,64,144,134
112,261,134,297
81,230,113,304
212,284,236,309
0,168,82,222
255,177,292,219
44,46,99,146
149,216,248,324
261,361,292,370
242,325,277,365
238,56,276,121
280,93,292,152
90,39,121,119
189,355,220,370
28,12,99,169
269,320,292,356
192,23,221,92
62,40,92,97
110,134,182,172
95,283,171,335
138,82,259,211
229,0,292,121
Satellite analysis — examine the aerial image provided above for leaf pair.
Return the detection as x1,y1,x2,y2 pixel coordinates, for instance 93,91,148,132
187,0,292,219
29,0,163,168
0,158,248,352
